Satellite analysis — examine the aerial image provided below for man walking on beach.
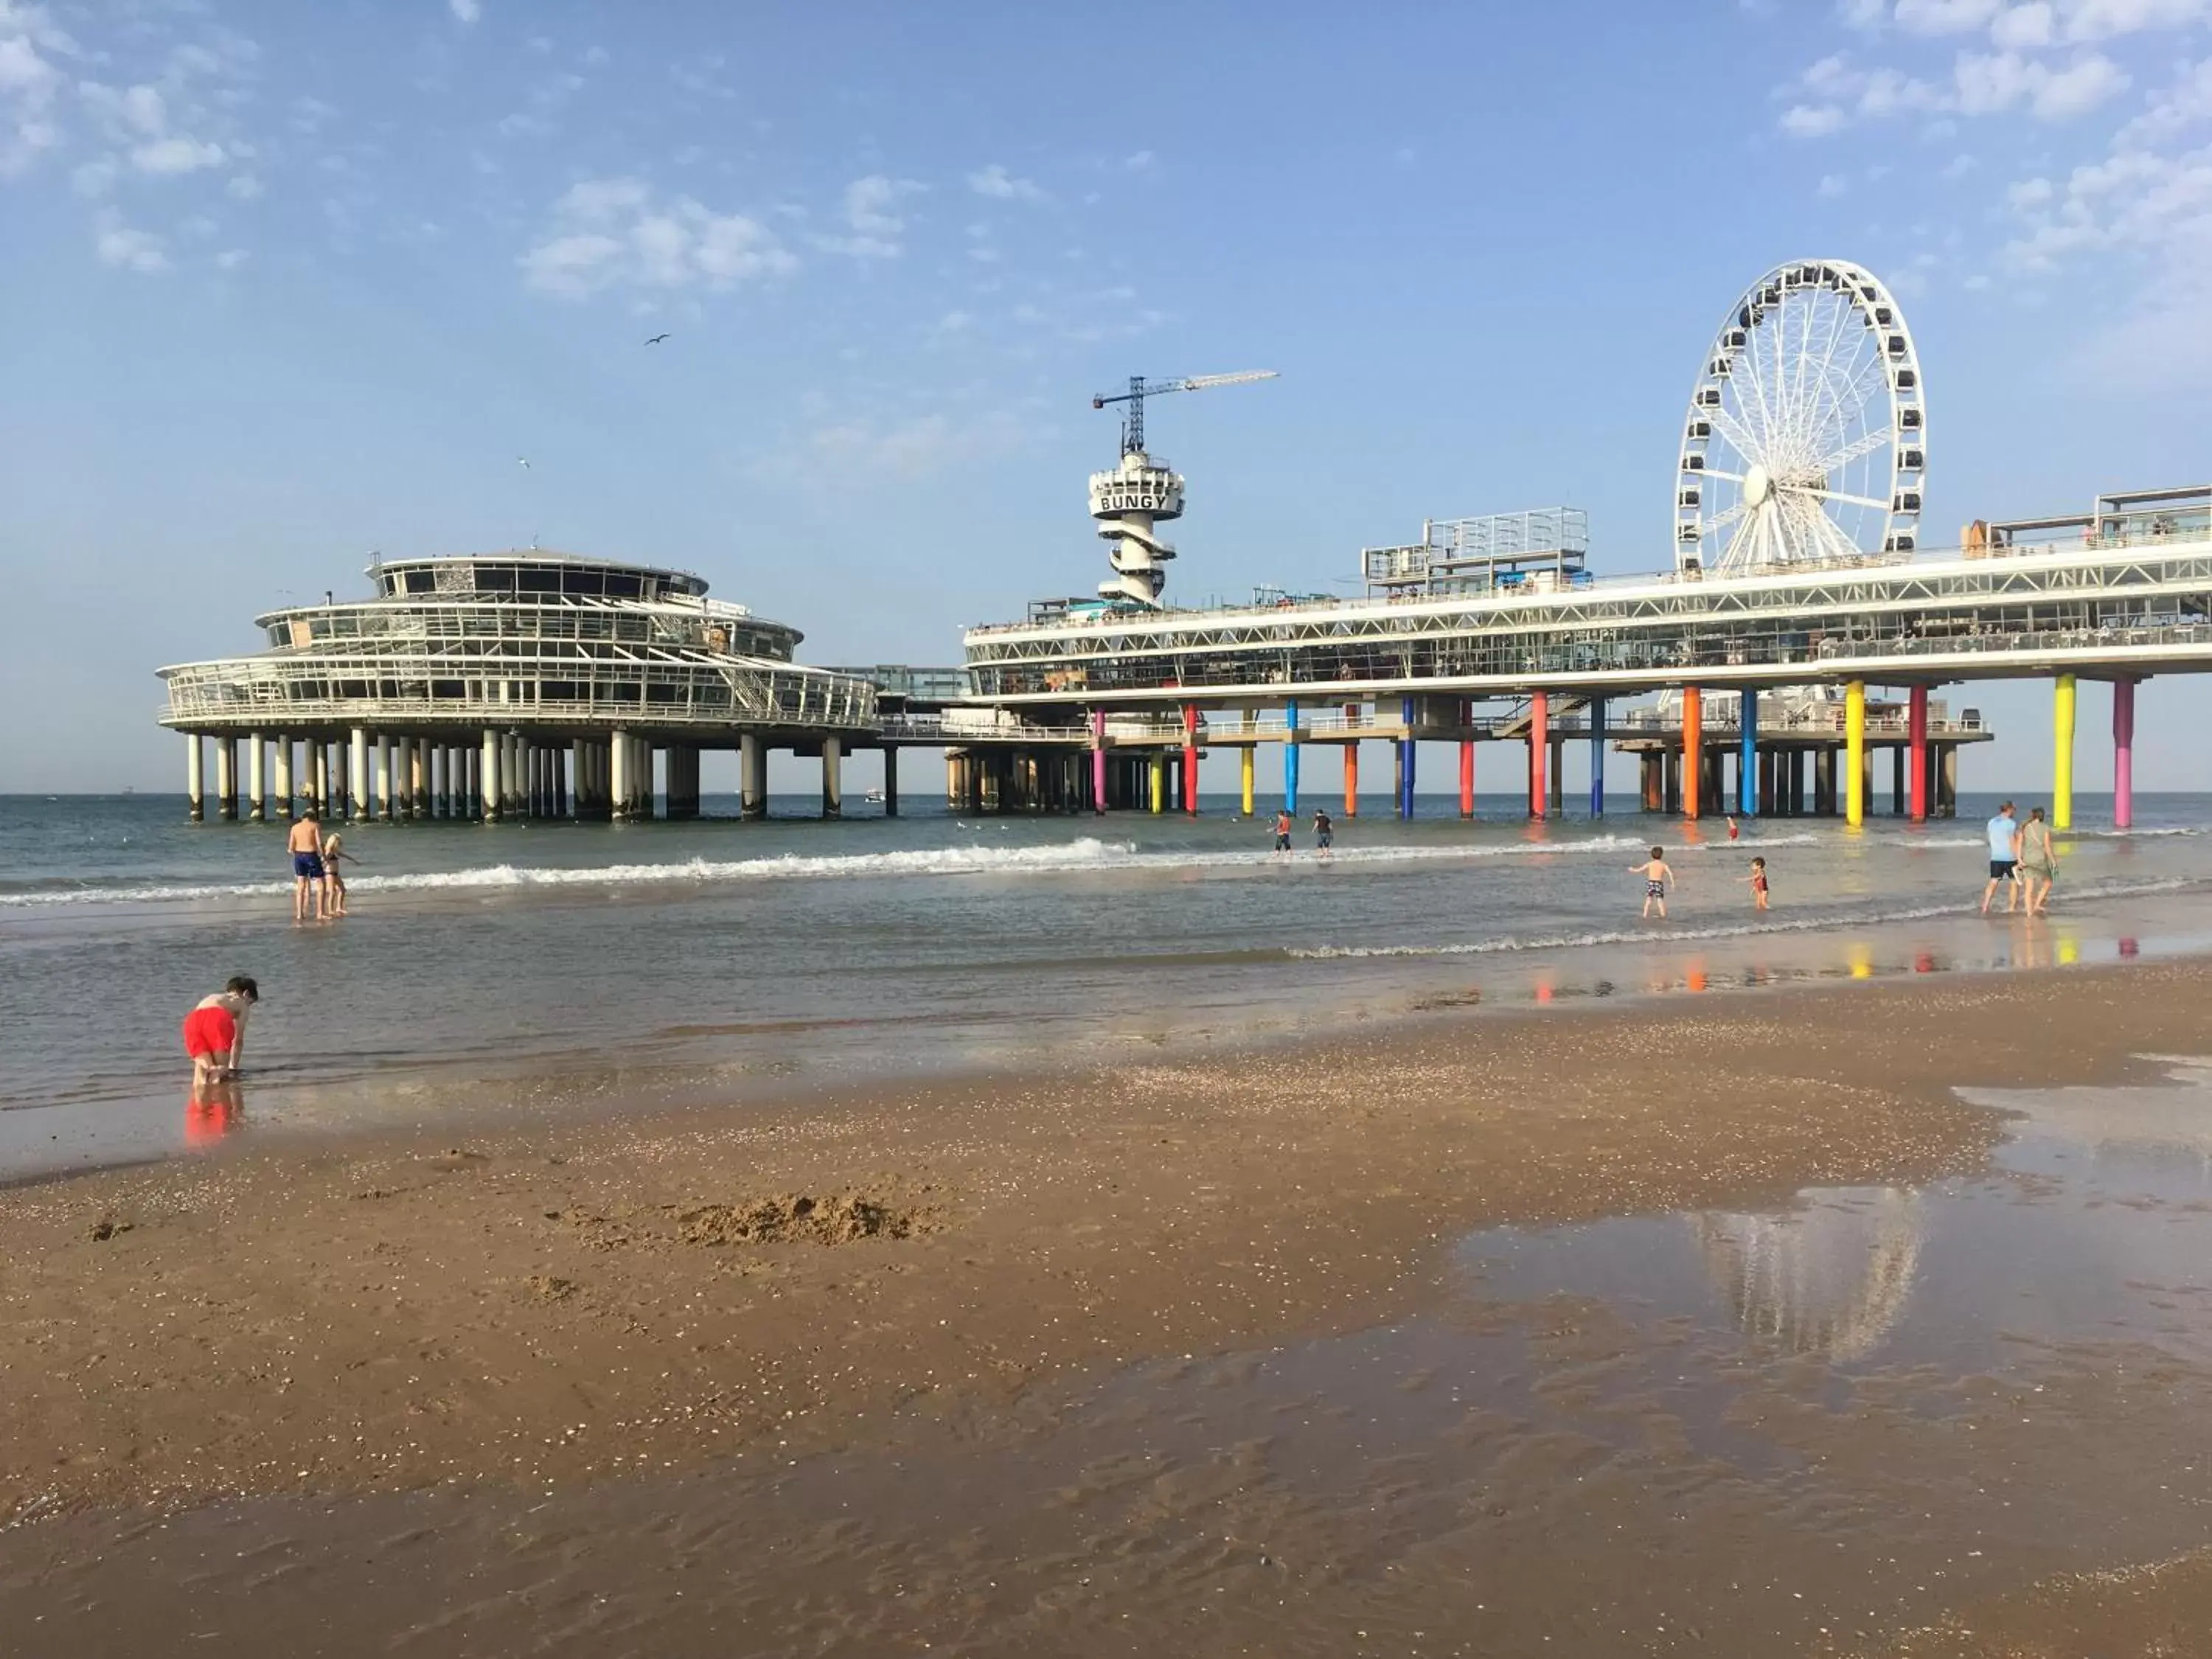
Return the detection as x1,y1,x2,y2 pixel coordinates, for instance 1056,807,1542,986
1981,800,2021,915
287,810,326,922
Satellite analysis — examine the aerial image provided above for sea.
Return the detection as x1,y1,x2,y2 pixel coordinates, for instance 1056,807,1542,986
3,789,2208,1183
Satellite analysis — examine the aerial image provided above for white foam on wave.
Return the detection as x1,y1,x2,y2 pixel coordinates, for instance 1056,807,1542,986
1287,874,2208,960
0,829,1778,909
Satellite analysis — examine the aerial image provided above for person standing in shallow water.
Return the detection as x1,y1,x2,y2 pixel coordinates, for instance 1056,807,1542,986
1312,809,1334,860
286,810,325,922
1630,846,1676,919
1273,808,1295,859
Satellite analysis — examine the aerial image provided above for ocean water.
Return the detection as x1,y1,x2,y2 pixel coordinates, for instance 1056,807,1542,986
2,789,2208,1180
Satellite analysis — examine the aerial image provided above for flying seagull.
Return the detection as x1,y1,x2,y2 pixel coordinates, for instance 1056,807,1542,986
516,456,531,470
644,332,671,345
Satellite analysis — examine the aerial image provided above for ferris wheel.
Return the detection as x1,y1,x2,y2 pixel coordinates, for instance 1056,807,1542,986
1675,260,1926,577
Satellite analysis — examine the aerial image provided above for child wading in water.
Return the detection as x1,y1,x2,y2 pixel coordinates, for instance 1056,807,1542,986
321,830,359,917
1630,846,1676,919
182,975,259,1084
1745,855,1770,911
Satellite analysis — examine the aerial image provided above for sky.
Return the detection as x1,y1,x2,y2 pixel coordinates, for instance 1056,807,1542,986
1,0,2208,796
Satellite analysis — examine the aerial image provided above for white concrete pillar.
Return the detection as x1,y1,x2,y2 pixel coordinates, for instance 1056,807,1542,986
246,731,265,822
215,737,237,821
570,739,587,820
309,743,327,815
349,728,371,822
481,729,501,822
186,733,206,822
273,737,293,821
376,737,394,821
611,728,632,821
740,733,765,820
428,745,445,819
822,736,843,820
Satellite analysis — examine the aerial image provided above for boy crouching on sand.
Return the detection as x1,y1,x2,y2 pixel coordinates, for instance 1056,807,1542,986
183,976,259,1084
1630,846,1675,919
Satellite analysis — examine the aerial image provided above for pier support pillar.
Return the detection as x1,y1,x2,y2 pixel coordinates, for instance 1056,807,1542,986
1680,686,1701,819
1639,751,1660,813
430,745,446,820
566,740,585,820
376,737,394,821
1815,748,1835,816
1091,714,1109,816
1399,697,1417,820
246,732,265,822
1459,737,1475,820
1844,684,1866,827
1588,698,1607,818
214,738,236,821
1528,691,1548,818
1182,705,1200,815
2053,673,2076,830
740,734,766,820
410,740,426,820
2113,678,2135,830
310,743,329,818
1939,743,1958,818
1284,700,1301,814
1891,746,1906,817
1908,686,1930,823
186,733,205,822
1149,751,1166,814
883,746,900,818
1238,745,1254,817
1343,742,1358,818
274,737,293,821
1738,689,1759,818
483,729,504,822
349,728,371,823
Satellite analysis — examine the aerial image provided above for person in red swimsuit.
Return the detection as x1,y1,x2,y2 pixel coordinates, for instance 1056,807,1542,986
182,976,259,1084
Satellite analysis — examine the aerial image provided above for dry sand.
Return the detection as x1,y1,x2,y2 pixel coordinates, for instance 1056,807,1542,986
4,961,2212,1655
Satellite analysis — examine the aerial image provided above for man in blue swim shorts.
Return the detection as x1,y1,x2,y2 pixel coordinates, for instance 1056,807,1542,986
287,808,327,922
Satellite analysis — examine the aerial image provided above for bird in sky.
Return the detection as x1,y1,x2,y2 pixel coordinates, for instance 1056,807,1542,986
644,333,671,345
516,456,531,470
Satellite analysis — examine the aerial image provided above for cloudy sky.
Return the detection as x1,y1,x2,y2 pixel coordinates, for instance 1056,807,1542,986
1,0,2207,792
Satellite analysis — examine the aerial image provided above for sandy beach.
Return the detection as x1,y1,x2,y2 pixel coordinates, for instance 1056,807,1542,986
6,960,2212,1655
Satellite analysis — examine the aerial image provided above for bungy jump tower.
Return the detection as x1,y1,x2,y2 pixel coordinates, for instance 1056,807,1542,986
159,552,880,824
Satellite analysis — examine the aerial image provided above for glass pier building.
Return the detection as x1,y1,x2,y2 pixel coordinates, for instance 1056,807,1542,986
159,552,879,822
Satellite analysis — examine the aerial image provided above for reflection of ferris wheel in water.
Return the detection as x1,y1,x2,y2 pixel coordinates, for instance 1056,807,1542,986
1676,260,1927,577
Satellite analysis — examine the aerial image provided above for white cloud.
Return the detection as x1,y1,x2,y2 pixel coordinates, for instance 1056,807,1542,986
1819,170,1851,193
1784,102,1851,135
1840,0,1888,26
1954,49,2129,117
2008,173,2056,202
821,173,923,258
226,172,263,199
450,0,482,22
93,207,167,271
521,176,796,296
967,162,1044,201
1992,2,2056,45
1894,0,2003,31
2034,52,2131,115
215,247,248,269
2059,0,2208,41
1941,150,1981,175
132,133,224,173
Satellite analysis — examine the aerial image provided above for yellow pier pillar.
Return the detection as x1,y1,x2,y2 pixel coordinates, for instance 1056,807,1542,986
1239,745,1254,817
1845,681,1866,828
2053,673,2076,830
1149,753,1166,814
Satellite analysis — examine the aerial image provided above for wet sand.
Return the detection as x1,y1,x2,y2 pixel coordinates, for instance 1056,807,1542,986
5,961,2212,1655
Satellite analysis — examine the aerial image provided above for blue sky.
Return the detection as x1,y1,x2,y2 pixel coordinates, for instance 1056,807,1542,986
2,0,2208,794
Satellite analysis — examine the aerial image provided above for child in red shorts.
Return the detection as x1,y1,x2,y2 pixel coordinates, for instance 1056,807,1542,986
183,976,259,1083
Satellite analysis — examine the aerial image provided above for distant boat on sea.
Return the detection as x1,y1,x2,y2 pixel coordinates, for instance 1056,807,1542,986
865,788,886,804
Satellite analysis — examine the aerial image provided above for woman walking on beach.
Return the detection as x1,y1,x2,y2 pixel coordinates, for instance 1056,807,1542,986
2019,807,2058,915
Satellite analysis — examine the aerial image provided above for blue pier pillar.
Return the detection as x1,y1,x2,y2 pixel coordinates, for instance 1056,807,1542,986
1738,688,1759,817
1399,696,1416,819
1588,696,1607,818
1284,700,1301,813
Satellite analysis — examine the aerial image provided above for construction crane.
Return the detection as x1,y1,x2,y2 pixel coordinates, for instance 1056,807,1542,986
1091,370,1278,456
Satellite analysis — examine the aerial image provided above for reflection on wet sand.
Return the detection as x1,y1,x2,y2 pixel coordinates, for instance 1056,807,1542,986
1692,1189,1923,1362
184,1078,243,1147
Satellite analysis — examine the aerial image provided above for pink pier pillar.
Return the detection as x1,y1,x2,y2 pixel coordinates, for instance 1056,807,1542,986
1907,686,1929,824
1181,704,1200,815
2113,679,2135,830
1091,712,1107,815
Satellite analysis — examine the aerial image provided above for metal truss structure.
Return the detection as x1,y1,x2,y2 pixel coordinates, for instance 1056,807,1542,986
963,521,2212,709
